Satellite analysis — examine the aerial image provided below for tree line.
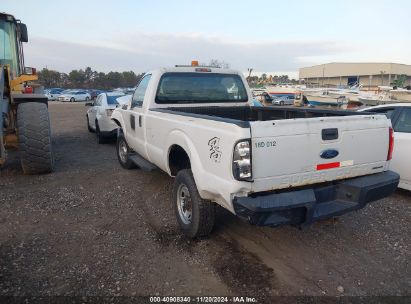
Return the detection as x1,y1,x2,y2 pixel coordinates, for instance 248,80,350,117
37,67,144,90
37,64,298,90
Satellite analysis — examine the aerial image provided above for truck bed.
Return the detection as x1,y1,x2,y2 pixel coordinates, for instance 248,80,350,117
153,106,369,126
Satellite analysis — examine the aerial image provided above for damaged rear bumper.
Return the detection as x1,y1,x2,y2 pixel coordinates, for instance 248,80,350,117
233,171,400,227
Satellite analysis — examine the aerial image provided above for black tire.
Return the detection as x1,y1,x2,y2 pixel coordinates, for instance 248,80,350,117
173,169,215,238
17,102,54,174
280,101,284,106
85,97,90,101
95,121,106,144
70,97,75,102
87,115,94,133
116,133,136,169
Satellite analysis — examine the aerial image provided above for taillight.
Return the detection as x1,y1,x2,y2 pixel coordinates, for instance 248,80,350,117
233,139,252,181
387,127,394,161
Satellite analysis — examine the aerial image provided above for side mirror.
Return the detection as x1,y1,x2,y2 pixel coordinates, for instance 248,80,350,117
85,102,93,107
19,23,28,42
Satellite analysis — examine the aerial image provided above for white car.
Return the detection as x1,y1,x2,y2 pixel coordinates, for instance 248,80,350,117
360,103,411,191
58,90,91,102
86,92,125,143
45,88,64,101
272,95,295,106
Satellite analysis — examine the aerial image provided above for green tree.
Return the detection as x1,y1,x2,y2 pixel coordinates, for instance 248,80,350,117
68,69,86,88
391,74,407,88
37,68,62,88
121,71,139,87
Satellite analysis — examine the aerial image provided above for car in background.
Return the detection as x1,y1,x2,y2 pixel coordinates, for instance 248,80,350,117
45,88,64,101
272,95,295,106
88,89,105,100
359,103,411,191
58,90,91,102
113,87,136,95
86,92,125,143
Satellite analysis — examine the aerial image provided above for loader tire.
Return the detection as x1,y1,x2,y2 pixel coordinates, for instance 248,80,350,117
17,102,54,174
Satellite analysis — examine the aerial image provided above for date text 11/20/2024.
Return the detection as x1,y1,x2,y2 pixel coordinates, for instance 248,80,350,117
149,296,257,303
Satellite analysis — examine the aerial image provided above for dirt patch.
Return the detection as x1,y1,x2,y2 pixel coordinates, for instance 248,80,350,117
212,235,275,300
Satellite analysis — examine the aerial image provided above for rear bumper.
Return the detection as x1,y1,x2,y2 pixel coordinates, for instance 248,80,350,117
233,171,399,227
98,117,118,135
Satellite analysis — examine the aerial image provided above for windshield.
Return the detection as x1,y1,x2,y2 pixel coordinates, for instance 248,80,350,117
0,18,20,77
155,72,248,104
107,95,124,105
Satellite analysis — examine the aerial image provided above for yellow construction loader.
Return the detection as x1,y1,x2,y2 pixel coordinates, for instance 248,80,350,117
1,12,53,174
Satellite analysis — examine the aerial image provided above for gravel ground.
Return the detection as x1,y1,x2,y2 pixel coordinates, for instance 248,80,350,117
0,102,410,302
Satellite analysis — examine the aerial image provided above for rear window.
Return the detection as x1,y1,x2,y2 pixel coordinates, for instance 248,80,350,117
107,95,124,105
155,72,248,104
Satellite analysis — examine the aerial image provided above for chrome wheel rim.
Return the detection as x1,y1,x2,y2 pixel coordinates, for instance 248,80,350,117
177,184,192,224
119,140,128,163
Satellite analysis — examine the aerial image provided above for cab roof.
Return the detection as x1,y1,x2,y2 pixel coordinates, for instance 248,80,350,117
149,66,242,76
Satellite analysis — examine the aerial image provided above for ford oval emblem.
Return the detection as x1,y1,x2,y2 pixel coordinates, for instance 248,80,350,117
320,149,339,159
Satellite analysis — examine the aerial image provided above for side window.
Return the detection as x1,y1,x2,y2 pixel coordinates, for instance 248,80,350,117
131,75,152,108
394,108,411,133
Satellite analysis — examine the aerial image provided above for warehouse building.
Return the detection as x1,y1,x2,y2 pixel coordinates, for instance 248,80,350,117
299,62,411,87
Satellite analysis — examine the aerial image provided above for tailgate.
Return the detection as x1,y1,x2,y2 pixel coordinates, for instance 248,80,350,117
250,115,390,192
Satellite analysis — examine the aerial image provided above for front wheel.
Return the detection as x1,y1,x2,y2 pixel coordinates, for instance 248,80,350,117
173,169,215,238
85,97,90,101
116,133,136,169
70,97,75,102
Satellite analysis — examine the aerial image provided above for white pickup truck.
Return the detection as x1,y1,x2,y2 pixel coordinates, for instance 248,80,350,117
111,66,399,238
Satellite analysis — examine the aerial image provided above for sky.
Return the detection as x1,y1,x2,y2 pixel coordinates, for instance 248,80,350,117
3,0,411,78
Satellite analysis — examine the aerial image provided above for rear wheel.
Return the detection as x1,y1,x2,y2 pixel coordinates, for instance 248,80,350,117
70,97,75,102
116,133,136,169
17,102,54,174
280,101,284,106
85,97,90,101
173,169,215,238
95,121,106,144
86,115,94,133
